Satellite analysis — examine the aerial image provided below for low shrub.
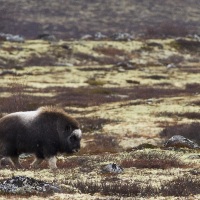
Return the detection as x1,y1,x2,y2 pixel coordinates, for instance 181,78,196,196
160,175,200,196
121,151,189,169
160,122,200,145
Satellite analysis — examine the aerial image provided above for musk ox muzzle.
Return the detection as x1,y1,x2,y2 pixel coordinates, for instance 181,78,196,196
0,106,82,169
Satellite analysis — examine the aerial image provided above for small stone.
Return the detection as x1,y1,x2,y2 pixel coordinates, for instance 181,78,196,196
188,155,200,159
111,32,134,41
164,135,199,149
167,63,176,69
117,67,126,72
0,33,25,42
115,61,136,69
102,163,123,174
80,34,93,40
94,32,108,40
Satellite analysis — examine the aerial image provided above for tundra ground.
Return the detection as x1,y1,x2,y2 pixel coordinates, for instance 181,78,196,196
0,38,199,199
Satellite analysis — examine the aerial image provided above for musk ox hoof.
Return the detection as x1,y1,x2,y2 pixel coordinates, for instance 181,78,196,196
48,156,58,170
102,163,123,174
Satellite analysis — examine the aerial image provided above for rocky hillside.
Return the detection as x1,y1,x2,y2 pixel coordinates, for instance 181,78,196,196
0,0,200,39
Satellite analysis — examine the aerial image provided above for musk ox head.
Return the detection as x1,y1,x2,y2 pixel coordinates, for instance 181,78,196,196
39,106,82,154
57,121,82,154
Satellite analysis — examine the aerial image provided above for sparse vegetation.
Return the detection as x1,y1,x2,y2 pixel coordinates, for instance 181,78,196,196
160,175,200,196
145,20,189,38
93,46,126,57
78,117,116,133
81,134,121,154
169,39,200,53
160,122,200,145
71,179,157,197
0,23,200,198
86,78,106,86
159,54,184,65
24,53,57,66
121,151,190,169
0,79,32,113
157,111,200,120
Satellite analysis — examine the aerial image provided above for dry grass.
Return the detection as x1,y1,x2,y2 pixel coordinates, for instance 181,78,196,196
157,111,200,120
145,20,189,38
169,39,200,53
24,53,57,66
78,117,117,133
121,151,190,169
81,134,121,155
0,36,200,199
160,175,200,196
93,46,126,57
71,179,156,197
160,122,200,145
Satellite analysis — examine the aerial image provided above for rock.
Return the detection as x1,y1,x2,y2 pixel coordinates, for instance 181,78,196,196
194,34,200,41
111,32,134,41
94,32,108,40
0,176,61,195
146,98,155,104
102,163,123,174
167,63,177,69
37,33,57,41
61,44,72,50
117,67,126,72
115,61,136,70
0,33,25,42
164,135,199,149
80,34,93,40
188,155,200,159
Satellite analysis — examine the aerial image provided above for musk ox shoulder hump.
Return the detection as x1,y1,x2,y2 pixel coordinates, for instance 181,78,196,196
37,106,80,127
38,106,67,115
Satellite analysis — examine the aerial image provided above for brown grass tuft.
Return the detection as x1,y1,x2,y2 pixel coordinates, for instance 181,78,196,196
160,175,200,196
81,134,121,155
121,151,190,169
93,46,126,57
160,122,200,145
72,179,156,197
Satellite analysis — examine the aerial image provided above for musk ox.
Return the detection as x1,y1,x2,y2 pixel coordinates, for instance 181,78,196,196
0,106,82,169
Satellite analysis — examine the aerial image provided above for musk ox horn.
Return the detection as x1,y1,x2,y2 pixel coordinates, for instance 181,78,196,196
0,106,82,169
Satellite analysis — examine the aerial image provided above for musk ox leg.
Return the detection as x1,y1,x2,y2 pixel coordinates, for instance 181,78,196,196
0,157,11,168
9,157,22,168
30,157,43,169
47,156,57,169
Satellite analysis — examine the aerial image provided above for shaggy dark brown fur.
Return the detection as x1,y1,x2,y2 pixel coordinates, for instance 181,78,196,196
0,106,82,169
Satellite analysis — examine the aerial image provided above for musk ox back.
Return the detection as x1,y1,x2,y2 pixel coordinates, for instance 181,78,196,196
0,106,82,169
